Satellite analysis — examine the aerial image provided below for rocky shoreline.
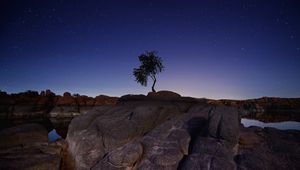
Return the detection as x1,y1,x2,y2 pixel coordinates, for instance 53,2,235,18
215,97,300,122
0,90,299,169
0,90,118,137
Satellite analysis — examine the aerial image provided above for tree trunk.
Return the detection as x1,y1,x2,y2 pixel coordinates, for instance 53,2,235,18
152,76,156,92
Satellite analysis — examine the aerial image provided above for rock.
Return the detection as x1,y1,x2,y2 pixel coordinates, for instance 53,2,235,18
0,90,56,131
219,97,300,122
207,105,240,148
0,123,48,149
179,137,236,170
66,102,243,170
0,123,65,170
0,152,61,170
76,95,91,106
239,130,261,147
1,90,300,170
147,90,181,99
135,113,191,169
118,94,147,103
95,95,118,105
180,152,235,170
10,91,43,125
46,89,55,96
178,106,239,170
49,94,118,138
236,126,300,170
56,93,77,106
92,140,143,169
63,92,72,97
118,91,201,113
107,141,143,167
0,90,120,146
66,103,182,169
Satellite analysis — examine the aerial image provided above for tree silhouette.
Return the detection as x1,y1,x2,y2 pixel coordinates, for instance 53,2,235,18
133,51,164,92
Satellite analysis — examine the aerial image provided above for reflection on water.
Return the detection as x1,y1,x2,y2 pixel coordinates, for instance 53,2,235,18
48,129,62,142
241,118,300,130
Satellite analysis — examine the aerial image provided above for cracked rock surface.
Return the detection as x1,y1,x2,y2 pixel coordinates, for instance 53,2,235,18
65,91,300,170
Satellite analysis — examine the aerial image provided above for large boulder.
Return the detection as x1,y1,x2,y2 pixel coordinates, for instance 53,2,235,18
134,113,191,169
178,105,240,170
236,126,300,170
66,98,243,170
207,105,240,148
147,90,181,99
66,103,182,169
91,140,143,169
180,138,236,170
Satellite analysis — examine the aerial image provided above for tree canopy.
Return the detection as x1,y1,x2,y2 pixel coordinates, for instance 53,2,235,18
133,51,164,92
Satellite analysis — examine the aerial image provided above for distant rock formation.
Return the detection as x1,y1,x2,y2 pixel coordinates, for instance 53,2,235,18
1,90,299,138
212,97,300,122
0,90,118,137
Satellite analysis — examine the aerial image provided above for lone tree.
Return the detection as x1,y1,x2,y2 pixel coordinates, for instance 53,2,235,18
133,51,164,92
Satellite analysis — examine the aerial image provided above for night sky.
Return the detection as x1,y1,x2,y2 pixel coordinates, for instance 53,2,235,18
1,0,300,99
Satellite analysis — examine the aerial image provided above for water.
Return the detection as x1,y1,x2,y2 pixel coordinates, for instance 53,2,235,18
48,129,62,142
241,118,300,130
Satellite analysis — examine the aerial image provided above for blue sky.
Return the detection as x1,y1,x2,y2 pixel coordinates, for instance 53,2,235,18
1,0,300,99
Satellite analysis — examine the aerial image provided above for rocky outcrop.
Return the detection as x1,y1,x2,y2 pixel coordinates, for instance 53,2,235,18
147,90,181,99
50,93,118,137
0,123,66,170
0,90,55,131
217,97,300,122
236,126,300,170
0,90,118,137
66,102,183,169
1,90,298,136
65,92,300,170
66,93,241,170
0,90,299,170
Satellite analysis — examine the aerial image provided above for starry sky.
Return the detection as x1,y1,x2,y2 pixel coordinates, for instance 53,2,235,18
1,0,300,99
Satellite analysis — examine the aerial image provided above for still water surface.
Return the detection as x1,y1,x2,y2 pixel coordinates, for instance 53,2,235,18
48,129,62,142
241,118,300,130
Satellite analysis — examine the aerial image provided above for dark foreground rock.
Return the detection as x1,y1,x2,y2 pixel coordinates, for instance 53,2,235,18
0,90,299,170
66,93,241,170
0,123,66,170
65,93,300,170
236,126,300,170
